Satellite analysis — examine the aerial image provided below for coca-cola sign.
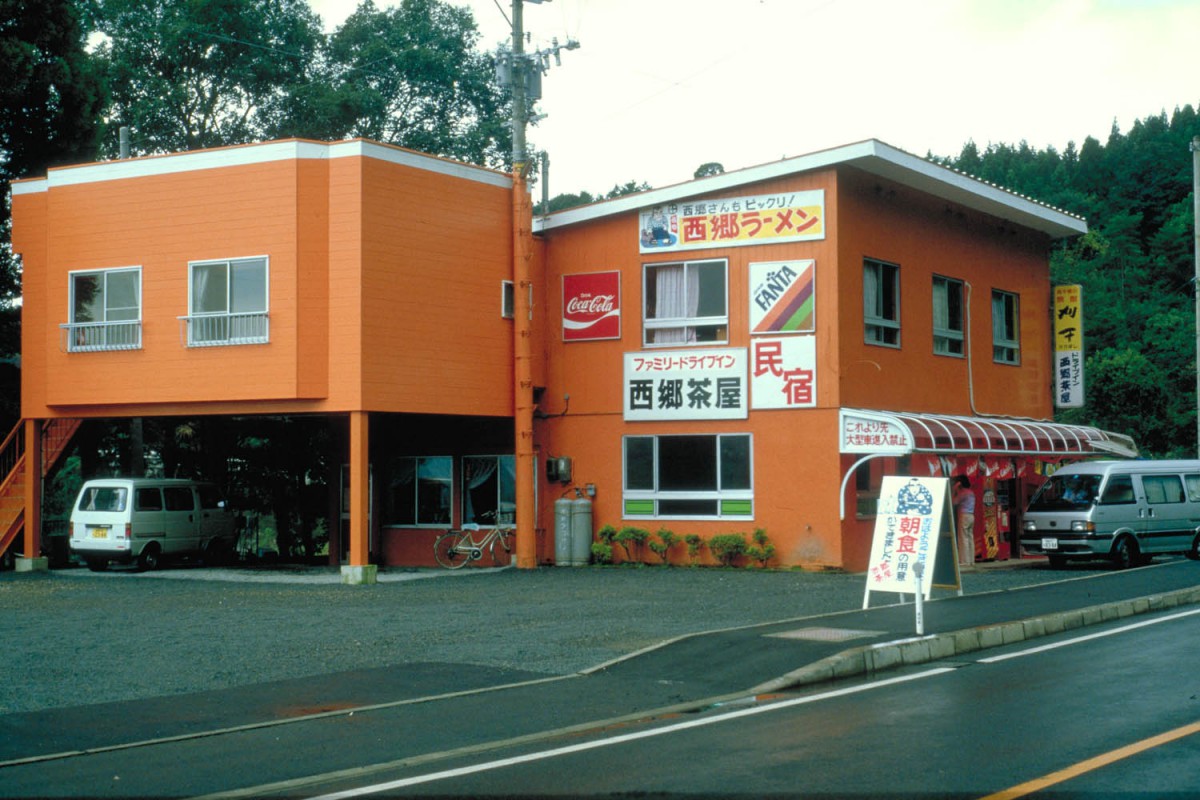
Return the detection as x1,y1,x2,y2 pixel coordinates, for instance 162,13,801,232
563,271,620,341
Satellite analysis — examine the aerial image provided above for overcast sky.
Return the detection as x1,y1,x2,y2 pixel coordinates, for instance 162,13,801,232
307,0,1200,197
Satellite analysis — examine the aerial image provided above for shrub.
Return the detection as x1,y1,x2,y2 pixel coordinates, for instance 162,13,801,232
614,526,650,561
591,541,613,565
745,528,776,568
591,525,617,565
647,527,679,565
708,533,748,567
684,533,704,566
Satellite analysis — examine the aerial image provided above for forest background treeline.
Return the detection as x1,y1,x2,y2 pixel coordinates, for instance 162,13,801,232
2,0,1200,552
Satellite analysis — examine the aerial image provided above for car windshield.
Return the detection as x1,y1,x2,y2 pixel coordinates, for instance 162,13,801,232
1027,474,1102,511
77,486,128,512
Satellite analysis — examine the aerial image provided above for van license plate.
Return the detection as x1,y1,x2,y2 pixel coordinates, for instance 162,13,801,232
90,527,109,539
1041,537,1058,550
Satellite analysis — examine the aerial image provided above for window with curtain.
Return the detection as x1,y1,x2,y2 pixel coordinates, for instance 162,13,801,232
932,275,964,356
385,456,453,526
622,434,752,519
463,455,515,525
863,258,900,346
65,267,142,351
643,259,727,345
991,289,1020,364
185,256,269,346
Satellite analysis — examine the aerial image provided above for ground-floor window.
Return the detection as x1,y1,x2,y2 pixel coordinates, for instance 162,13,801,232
622,433,752,519
463,455,515,526
384,456,452,526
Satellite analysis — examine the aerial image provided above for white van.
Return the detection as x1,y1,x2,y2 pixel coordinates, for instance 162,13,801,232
69,478,237,571
1020,460,1200,568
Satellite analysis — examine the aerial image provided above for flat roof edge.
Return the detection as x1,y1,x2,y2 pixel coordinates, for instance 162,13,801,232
535,139,1086,239
12,139,513,193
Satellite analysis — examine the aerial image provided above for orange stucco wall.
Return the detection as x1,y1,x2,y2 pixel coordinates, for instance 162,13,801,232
12,142,514,421
834,167,1053,419
11,138,1063,573
533,166,1056,570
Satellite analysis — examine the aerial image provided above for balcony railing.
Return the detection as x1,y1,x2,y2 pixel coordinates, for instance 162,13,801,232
178,312,269,347
59,320,142,353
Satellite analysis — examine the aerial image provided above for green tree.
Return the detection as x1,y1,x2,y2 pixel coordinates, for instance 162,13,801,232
311,0,511,168
1,0,106,427
939,105,1200,457
93,0,324,154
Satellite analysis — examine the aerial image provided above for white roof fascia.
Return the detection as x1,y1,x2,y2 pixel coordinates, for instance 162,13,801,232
535,139,1086,240
11,139,511,194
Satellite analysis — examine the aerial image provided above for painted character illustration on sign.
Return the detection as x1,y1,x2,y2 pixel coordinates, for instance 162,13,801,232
641,207,676,248
895,477,933,516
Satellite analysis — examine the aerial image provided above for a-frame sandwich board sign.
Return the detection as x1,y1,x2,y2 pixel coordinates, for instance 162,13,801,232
863,475,963,610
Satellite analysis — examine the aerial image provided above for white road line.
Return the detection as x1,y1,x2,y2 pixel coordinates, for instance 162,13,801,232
979,606,1200,663
310,667,957,799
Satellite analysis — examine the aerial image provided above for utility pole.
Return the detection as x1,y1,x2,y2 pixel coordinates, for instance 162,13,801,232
504,1,578,568
1192,136,1200,456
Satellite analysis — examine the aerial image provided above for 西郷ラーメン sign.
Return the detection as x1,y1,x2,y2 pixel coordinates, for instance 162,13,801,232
638,190,825,254
750,260,815,335
624,348,748,421
563,271,620,341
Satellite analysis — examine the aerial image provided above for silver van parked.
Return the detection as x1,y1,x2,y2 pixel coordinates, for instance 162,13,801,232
1021,460,1200,568
69,478,237,571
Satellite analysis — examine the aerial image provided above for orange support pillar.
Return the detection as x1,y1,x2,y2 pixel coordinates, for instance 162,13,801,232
342,411,375,584
21,418,45,570
512,170,537,569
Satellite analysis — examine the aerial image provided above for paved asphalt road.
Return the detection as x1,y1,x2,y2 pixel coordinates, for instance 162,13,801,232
1,559,1199,797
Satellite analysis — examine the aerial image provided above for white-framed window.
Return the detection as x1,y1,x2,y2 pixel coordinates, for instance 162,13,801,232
182,256,269,346
62,267,142,352
643,259,728,346
463,455,515,526
932,275,964,356
622,433,752,519
991,289,1020,364
384,456,453,526
863,258,900,347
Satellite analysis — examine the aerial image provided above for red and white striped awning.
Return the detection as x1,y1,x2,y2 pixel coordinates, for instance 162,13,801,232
839,408,1138,459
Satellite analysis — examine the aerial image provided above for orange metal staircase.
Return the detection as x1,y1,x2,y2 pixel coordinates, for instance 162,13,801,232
0,418,81,560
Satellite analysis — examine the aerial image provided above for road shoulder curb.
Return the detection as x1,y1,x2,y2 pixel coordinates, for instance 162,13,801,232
752,585,1200,694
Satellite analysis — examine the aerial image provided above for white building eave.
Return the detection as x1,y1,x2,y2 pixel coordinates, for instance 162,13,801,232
534,139,1087,240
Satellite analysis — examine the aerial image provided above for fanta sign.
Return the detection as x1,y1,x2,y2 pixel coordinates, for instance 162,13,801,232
563,271,621,341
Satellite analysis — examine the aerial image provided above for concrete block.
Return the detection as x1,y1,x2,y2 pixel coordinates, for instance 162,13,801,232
1022,618,1046,640
14,557,49,573
1043,614,1065,635
870,645,903,671
1000,622,1026,645
340,564,378,585
832,650,868,678
953,629,981,653
978,626,1004,648
929,636,956,660
901,640,932,665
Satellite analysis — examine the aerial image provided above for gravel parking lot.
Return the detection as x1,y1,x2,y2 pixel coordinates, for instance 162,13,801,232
1,562,1061,714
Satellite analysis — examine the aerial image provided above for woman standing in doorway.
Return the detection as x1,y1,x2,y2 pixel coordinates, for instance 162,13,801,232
953,475,976,567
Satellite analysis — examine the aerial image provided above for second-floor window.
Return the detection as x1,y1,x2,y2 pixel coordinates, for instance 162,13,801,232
863,258,900,347
992,289,1020,364
65,267,142,352
185,256,269,346
643,259,728,346
932,276,964,356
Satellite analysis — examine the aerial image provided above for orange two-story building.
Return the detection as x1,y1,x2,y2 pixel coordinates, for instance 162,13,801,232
4,137,1135,578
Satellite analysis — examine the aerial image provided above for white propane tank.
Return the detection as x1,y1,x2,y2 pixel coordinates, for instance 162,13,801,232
554,497,573,566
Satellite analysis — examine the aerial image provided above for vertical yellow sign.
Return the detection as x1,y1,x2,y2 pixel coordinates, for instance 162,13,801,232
1054,284,1084,408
